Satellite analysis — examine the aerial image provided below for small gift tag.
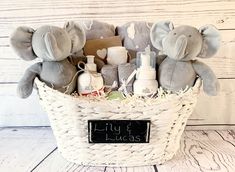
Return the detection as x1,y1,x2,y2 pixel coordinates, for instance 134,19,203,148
88,120,151,143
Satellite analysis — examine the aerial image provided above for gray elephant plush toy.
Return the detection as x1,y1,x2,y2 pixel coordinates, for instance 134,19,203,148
116,21,158,59
10,21,86,98
81,20,115,40
72,20,116,70
150,21,221,96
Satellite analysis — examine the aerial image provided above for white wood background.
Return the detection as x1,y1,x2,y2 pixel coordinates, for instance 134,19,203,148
0,0,235,128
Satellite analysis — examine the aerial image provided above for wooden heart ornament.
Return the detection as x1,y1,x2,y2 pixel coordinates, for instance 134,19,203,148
96,48,107,59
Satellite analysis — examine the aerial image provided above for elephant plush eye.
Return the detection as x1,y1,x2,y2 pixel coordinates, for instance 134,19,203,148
188,34,192,37
173,33,176,35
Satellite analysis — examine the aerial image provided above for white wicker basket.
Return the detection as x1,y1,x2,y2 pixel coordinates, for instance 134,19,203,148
35,77,201,167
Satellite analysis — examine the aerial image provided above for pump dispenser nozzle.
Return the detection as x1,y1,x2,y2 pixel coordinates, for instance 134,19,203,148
85,55,97,72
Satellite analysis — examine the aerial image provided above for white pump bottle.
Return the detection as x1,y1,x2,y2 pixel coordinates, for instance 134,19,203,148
78,55,104,95
133,48,158,96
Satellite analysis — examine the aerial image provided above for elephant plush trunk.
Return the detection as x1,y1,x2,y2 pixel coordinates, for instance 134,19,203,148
44,32,63,61
173,35,188,60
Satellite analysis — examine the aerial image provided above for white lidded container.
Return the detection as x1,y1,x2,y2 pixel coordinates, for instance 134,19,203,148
133,49,158,96
78,55,104,95
107,46,128,65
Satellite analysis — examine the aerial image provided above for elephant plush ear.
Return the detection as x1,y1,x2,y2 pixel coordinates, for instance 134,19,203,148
150,21,174,50
10,26,37,61
198,25,221,58
64,21,86,53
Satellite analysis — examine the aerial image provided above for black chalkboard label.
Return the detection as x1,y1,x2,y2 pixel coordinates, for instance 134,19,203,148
88,120,151,143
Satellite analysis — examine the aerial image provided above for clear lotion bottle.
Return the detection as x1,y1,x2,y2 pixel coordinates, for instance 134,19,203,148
133,50,158,96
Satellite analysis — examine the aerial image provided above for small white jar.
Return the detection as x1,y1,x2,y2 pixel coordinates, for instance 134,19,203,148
107,46,128,65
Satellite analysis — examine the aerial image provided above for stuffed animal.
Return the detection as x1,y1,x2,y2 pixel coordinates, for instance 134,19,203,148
150,21,221,96
81,20,115,40
116,21,158,59
10,21,86,98
73,20,116,71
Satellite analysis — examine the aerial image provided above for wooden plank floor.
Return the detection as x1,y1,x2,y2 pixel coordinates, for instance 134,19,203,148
0,128,234,172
